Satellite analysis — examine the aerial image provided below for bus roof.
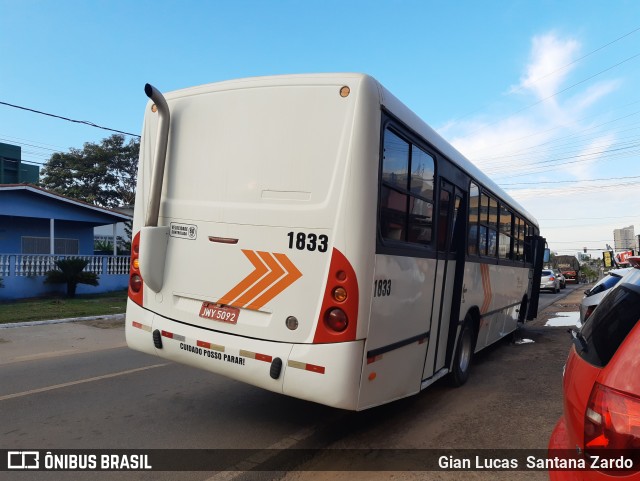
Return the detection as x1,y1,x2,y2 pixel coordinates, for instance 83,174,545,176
159,73,538,228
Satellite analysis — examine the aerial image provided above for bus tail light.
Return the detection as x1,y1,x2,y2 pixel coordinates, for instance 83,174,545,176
324,307,348,332
128,232,144,306
584,382,640,471
313,248,358,343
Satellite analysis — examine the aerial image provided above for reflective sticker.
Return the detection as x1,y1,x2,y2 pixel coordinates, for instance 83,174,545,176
197,340,225,352
132,321,152,332
287,360,326,374
239,349,273,363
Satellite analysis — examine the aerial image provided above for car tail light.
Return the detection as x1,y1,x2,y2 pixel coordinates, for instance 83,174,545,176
128,232,144,306
584,382,640,471
313,248,358,343
584,305,596,322
549,276,556,281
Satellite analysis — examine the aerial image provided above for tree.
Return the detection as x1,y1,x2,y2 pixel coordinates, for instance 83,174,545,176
44,259,99,298
40,134,139,208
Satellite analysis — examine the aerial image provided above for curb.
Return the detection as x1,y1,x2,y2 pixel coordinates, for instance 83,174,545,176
0,313,125,329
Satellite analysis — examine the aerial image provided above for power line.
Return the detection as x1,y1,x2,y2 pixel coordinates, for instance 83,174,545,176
0,101,141,138
539,214,639,221
500,175,640,186
463,51,640,138
449,26,640,125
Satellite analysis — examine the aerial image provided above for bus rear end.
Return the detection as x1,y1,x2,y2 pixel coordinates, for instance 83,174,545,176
126,75,377,410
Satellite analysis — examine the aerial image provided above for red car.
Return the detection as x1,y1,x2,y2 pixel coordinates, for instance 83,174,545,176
549,263,640,480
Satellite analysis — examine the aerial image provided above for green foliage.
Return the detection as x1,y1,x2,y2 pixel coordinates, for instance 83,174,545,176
44,259,100,298
580,264,598,282
94,240,114,252
40,134,139,208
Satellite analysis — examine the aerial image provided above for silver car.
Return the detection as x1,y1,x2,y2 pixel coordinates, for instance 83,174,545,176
540,269,560,293
579,267,633,322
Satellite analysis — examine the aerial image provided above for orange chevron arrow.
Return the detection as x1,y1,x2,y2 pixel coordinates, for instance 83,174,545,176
217,250,268,306
233,252,284,307
217,250,303,310
246,253,303,310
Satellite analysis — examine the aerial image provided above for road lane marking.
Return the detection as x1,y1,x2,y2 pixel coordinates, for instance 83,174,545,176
204,425,318,481
0,363,168,401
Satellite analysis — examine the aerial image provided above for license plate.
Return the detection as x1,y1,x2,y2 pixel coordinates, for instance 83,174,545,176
199,303,240,324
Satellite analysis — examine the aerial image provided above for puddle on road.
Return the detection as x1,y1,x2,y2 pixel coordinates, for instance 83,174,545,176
545,312,581,328
515,338,535,345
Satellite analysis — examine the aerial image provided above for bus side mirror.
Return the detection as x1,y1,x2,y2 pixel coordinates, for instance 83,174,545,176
543,248,550,263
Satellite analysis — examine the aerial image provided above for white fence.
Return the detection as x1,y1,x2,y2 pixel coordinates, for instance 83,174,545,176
0,254,131,277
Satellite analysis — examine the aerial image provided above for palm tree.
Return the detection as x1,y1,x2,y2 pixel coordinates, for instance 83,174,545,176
44,259,99,298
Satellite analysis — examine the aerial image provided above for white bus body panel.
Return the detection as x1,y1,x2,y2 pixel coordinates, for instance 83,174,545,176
460,262,529,351
126,299,365,410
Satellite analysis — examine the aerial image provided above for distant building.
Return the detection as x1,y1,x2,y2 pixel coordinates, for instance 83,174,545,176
613,225,636,252
0,142,40,184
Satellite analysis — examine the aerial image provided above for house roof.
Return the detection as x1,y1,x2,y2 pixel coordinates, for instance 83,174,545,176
0,184,132,225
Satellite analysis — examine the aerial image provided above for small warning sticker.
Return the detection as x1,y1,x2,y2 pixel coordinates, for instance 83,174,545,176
170,222,197,240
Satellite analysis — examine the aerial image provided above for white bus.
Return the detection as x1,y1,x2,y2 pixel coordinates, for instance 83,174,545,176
126,74,545,411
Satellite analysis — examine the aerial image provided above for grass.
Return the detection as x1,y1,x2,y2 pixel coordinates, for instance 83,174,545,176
0,290,128,324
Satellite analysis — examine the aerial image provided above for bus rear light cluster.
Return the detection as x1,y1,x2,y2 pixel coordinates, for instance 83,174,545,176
128,232,144,306
313,249,358,343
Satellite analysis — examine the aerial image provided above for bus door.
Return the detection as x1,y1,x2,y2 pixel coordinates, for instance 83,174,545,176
422,179,466,380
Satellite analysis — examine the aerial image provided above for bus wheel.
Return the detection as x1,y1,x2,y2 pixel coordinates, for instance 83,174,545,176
449,315,475,387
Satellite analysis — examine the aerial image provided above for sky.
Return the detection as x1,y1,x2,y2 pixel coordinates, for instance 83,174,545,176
1,0,639,258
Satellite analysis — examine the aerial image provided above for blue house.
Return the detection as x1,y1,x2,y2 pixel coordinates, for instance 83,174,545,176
0,184,132,299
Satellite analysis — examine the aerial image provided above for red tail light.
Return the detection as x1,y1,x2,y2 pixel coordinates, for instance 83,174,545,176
324,308,348,332
584,382,640,471
313,248,358,343
128,232,144,306
584,305,596,322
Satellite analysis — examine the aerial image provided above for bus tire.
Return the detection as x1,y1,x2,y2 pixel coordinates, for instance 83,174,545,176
448,315,475,387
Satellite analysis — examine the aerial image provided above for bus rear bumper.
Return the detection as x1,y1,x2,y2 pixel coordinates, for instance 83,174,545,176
125,300,365,410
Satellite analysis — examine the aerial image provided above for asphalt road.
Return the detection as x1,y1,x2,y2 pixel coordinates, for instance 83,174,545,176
0,285,587,481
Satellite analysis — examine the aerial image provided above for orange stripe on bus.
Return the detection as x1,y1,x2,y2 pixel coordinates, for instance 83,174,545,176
233,252,284,308
217,250,269,306
246,253,303,310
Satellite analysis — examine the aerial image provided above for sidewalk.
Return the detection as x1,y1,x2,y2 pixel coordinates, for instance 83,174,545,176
0,315,126,365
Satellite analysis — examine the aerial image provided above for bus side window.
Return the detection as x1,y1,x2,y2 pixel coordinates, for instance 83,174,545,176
499,204,513,260
408,145,434,244
437,189,450,251
380,187,408,240
487,197,498,258
468,182,479,256
380,129,410,241
379,127,435,246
